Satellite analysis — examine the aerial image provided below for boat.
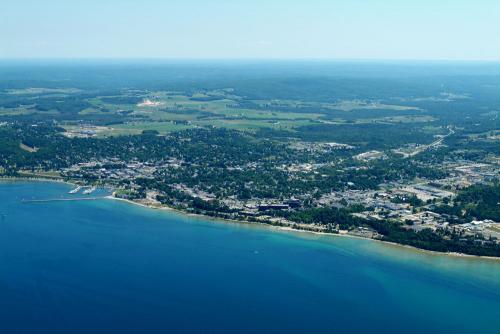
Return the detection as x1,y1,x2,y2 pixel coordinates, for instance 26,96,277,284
83,186,96,195
69,186,82,194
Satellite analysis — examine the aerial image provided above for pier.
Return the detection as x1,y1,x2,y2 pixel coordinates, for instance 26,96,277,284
21,197,106,203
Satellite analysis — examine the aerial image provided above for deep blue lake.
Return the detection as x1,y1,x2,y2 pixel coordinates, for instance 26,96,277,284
1,181,499,334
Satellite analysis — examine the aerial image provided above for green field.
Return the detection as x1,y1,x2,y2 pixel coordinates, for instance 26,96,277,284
4,88,434,136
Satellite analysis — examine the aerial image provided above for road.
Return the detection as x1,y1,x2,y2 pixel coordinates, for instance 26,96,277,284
396,126,455,158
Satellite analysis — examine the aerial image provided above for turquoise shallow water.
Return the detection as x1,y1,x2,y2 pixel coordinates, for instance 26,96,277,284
1,181,499,334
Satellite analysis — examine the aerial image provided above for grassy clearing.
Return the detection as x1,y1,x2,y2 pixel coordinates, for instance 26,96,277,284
355,115,436,124
99,121,194,137
19,142,38,153
251,99,421,112
0,107,35,116
6,88,82,95
196,119,314,132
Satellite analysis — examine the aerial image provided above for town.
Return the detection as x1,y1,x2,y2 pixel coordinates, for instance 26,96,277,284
53,131,499,252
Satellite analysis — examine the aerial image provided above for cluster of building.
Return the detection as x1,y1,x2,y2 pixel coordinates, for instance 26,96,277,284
290,141,355,152
63,159,160,181
62,125,109,138
58,139,498,243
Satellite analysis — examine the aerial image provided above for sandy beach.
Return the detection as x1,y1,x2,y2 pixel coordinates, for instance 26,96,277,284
2,176,498,261
105,194,500,261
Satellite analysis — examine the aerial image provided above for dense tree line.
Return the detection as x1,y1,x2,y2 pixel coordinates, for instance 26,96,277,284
281,206,500,257
433,182,500,222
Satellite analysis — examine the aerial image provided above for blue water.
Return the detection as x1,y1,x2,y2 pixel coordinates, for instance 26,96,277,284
1,182,499,334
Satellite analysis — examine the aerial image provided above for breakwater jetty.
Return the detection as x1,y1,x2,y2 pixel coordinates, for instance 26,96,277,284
21,197,106,203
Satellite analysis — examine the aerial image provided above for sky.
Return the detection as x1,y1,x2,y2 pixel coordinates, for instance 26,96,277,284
1,0,499,61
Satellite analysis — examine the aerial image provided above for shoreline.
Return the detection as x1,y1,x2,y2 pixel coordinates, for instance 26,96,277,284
106,195,500,262
3,177,499,261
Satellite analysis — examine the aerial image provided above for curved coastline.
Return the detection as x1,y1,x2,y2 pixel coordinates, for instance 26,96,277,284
107,194,500,262
3,177,499,261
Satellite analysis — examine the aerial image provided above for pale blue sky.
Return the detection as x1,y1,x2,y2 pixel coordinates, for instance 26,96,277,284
1,0,499,60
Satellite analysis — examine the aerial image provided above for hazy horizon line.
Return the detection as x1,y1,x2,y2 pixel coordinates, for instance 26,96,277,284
1,57,500,64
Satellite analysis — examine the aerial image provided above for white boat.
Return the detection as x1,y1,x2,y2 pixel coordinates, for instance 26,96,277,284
83,186,97,195
69,186,82,194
